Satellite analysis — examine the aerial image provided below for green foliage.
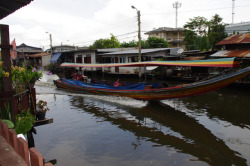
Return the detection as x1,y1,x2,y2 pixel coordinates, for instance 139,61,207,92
0,57,10,80
120,40,138,48
184,30,198,50
207,14,227,50
146,37,168,48
0,102,11,120
184,16,209,36
45,63,54,71
0,102,14,129
14,109,35,135
184,14,226,51
89,34,120,49
11,65,42,93
25,67,43,83
2,120,14,128
90,35,168,49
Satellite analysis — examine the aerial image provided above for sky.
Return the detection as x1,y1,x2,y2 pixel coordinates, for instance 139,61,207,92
1,0,250,50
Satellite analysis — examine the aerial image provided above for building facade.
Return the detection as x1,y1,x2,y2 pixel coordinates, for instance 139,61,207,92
225,22,250,35
145,27,185,49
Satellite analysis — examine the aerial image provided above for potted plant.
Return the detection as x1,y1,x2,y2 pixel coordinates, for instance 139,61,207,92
25,67,43,88
36,100,49,120
14,109,35,135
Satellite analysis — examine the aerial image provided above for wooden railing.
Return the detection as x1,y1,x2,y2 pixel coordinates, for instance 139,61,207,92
0,119,52,166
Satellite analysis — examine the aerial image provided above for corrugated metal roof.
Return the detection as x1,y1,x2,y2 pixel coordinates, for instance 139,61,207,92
216,34,250,45
28,53,51,58
100,48,180,56
0,0,33,19
97,48,137,53
145,27,184,34
210,50,250,58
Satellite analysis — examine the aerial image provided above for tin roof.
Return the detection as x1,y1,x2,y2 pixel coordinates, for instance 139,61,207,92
99,48,182,56
216,34,250,45
210,50,250,58
28,53,51,58
0,0,33,19
145,27,184,34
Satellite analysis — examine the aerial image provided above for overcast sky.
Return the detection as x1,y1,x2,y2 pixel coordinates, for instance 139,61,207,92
1,0,250,49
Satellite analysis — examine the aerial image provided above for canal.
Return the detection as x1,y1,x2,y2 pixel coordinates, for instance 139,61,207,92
34,81,250,166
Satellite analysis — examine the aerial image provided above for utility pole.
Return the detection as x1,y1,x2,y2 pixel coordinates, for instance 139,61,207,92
173,1,182,28
46,32,53,56
49,34,53,56
132,5,142,78
232,0,235,24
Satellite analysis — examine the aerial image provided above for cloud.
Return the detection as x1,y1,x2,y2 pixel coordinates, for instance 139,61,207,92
1,0,250,48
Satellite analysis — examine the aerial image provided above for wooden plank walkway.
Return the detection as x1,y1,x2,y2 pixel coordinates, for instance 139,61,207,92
0,136,27,166
0,120,53,166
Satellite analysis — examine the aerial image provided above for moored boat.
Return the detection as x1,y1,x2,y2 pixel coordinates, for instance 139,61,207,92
54,66,250,100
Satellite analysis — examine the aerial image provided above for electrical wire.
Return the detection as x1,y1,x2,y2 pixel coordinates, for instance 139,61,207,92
143,4,250,16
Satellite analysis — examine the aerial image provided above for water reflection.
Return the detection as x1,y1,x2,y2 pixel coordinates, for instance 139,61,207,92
69,96,247,165
178,88,250,129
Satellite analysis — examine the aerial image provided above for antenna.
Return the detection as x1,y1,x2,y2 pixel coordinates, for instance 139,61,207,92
232,0,235,24
173,1,182,28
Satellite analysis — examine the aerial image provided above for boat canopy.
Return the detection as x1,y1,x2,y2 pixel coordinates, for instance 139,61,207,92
60,58,240,68
61,79,146,90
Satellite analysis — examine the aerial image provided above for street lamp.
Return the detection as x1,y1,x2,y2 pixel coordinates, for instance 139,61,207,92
131,5,142,78
46,32,53,55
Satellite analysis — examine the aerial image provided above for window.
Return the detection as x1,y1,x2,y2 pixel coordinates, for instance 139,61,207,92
119,57,125,63
76,55,82,63
111,57,115,63
86,54,91,57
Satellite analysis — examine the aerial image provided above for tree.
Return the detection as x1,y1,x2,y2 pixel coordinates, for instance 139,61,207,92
120,40,138,48
89,34,120,49
184,16,209,36
207,14,227,50
119,37,168,49
184,14,226,51
146,37,168,48
184,29,197,50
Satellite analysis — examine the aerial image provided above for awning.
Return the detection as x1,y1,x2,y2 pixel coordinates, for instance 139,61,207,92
50,53,62,63
61,58,240,68
29,53,51,58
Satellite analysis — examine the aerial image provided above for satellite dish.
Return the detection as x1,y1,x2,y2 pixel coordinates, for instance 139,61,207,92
146,66,158,70
177,48,184,54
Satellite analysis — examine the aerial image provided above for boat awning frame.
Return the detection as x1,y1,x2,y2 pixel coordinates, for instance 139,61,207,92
50,53,62,63
60,58,240,68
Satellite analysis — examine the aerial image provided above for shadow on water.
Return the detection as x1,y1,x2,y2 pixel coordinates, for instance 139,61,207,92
179,88,250,129
69,96,247,166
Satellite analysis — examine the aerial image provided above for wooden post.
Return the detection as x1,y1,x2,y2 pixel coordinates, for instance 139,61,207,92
30,148,44,166
1,121,10,143
9,129,18,152
17,137,30,166
0,24,16,123
1,25,12,92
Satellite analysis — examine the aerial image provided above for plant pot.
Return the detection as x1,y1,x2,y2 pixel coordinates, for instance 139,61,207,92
36,112,46,120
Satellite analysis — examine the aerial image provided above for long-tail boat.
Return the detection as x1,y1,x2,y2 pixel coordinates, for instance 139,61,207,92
54,58,250,100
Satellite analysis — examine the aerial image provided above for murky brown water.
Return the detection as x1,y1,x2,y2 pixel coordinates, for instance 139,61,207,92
34,82,250,166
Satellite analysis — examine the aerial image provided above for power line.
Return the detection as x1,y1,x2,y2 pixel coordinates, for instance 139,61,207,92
143,4,250,16
74,31,140,46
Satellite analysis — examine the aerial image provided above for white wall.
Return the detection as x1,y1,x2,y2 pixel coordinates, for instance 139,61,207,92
42,55,51,67
73,51,100,71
